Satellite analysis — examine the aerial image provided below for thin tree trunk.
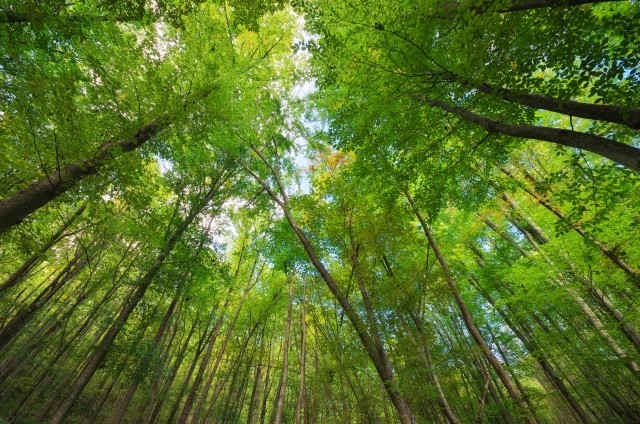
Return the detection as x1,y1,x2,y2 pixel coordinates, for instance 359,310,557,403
247,346,265,424
499,190,640,353
174,218,232,424
110,291,181,423
408,312,461,424
501,167,640,283
470,277,593,423
403,189,535,423
273,276,293,424
177,306,226,424
294,282,307,424
145,309,197,424
166,317,213,424
242,153,417,424
201,312,268,422
190,264,260,423
48,180,224,424
0,203,86,292
260,337,275,424
498,193,549,244
482,215,640,376
0,247,89,351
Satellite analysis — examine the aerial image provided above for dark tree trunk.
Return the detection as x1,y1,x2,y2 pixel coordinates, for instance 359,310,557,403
110,292,181,423
501,167,640,284
436,0,625,16
273,277,293,424
0,247,89,352
439,72,640,130
0,121,163,234
421,97,640,171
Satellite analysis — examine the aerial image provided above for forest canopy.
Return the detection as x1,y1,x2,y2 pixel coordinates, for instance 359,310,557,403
0,0,639,423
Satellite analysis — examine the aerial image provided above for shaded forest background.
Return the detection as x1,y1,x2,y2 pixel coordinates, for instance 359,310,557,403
0,0,639,422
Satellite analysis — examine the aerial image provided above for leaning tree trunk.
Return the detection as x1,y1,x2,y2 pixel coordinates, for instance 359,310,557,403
48,180,224,424
419,97,640,171
403,189,535,423
0,122,164,233
0,204,86,292
438,71,640,130
242,150,418,424
501,167,640,285
0,246,90,352
434,0,627,18
109,291,181,424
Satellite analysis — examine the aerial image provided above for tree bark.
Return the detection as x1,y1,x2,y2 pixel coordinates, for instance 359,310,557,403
438,72,640,130
294,282,308,424
166,317,213,423
501,167,640,284
470,277,594,423
190,266,259,423
497,190,640,354
241,152,417,424
0,246,89,352
435,0,625,16
110,291,180,424
0,121,164,234
421,97,640,171
177,306,227,423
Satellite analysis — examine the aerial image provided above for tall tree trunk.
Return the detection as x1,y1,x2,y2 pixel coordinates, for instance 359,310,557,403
247,328,266,424
499,191,640,353
0,246,89,351
500,167,639,284
407,312,461,424
403,189,535,423
437,71,640,130
0,122,164,233
470,277,593,423
0,203,86,292
190,264,260,423
435,0,625,16
273,276,293,424
498,193,549,244
481,215,640,376
294,282,307,424
48,180,223,424
202,324,256,421
419,96,640,171
175,219,236,424
145,308,197,424
242,153,417,424
166,317,213,424
110,291,181,424
177,306,226,424
260,336,275,424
